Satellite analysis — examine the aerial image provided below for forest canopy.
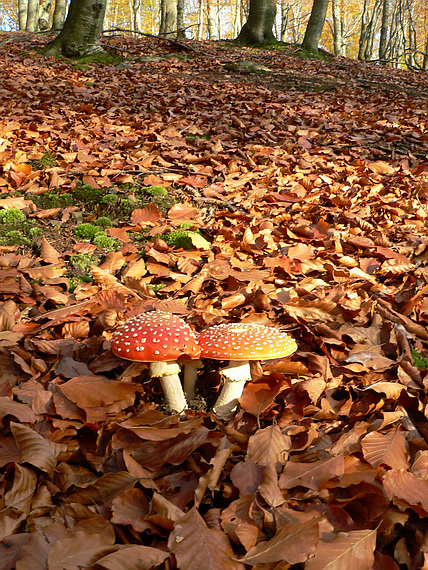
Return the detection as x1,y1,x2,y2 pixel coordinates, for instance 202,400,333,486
1,0,428,69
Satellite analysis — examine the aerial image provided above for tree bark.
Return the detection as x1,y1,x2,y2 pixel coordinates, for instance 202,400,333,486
300,0,329,53
177,0,185,37
235,0,276,45
207,0,217,39
18,0,28,30
43,0,107,58
25,0,39,31
159,0,177,37
378,0,389,62
332,0,345,55
38,0,52,30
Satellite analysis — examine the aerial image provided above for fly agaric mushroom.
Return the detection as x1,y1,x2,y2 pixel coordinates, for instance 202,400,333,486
111,311,200,414
198,323,297,421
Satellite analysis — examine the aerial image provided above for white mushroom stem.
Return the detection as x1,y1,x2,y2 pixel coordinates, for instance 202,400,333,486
212,360,252,421
183,360,203,400
150,362,187,414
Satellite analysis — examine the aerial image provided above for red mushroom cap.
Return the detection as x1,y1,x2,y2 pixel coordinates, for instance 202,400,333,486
198,323,297,361
111,311,201,362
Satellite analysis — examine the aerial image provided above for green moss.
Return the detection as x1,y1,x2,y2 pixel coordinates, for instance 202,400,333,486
159,230,201,250
119,199,138,216
30,153,56,169
0,209,26,224
76,52,123,65
72,183,106,204
28,227,43,238
94,216,113,228
411,349,428,369
142,185,168,197
73,223,103,240
185,134,211,141
92,233,118,249
28,191,72,209
101,193,119,204
1,230,31,246
69,253,94,271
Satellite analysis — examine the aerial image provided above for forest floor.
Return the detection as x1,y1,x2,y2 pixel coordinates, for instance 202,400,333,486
1,31,428,569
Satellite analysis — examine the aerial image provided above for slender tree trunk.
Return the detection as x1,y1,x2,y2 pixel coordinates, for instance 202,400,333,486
423,37,428,70
233,0,241,36
52,0,68,29
197,0,203,39
25,0,39,31
379,0,389,62
18,0,28,30
235,0,277,45
177,0,185,36
207,0,216,39
332,0,344,55
43,0,107,58
280,0,289,41
358,0,368,59
300,0,329,53
131,0,141,31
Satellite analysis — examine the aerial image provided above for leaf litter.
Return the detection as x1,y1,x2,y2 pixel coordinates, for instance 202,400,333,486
0,32,428,568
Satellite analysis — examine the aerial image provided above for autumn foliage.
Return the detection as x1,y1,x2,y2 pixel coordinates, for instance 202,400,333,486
0,32,428,569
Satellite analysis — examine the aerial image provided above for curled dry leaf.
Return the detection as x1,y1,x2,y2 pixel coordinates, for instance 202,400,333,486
62,321,90,339
40,236,60,264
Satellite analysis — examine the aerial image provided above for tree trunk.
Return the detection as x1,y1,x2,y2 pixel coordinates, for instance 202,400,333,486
332,0,345,55
207,0,217,39
196,0,203,40
43,0,107,58
25,0,39,31
280,0,289,41
131,0,141,32
235,0,276,45
37,0,52,30
160,0,177,37
378,0,389,62
177,0,185,36
18,0,28,30
52,0,68,29
300,0,329,53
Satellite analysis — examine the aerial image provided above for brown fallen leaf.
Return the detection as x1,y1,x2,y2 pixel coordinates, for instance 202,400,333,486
168,507,245,570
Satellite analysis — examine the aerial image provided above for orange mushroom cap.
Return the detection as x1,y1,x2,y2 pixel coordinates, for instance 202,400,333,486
111,311,201,362
198,323,297,361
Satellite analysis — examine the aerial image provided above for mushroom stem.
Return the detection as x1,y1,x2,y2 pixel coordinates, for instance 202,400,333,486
183,360,203,400
212,360,251,421
150,362,188,414
159,373,188,414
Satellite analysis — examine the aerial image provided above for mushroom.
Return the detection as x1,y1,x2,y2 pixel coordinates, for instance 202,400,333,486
197,323,297,421
182,359,204,401
111,311,200,414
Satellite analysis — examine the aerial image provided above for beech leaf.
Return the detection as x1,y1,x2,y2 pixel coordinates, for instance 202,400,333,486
240,517,319,565
95,545,170,570
361,430,409,469
10,422,62,478
247,425,291,467
305,528,377,570
168,507,245,570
